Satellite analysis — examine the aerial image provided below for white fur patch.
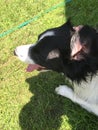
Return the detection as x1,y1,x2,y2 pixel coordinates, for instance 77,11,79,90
55,85,73,100
15,44,35,64
55,75,98,116
74,75,98,104
39,31,55,41
47,49,60,60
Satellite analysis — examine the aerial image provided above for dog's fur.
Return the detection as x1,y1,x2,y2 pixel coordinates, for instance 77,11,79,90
14,20,98,116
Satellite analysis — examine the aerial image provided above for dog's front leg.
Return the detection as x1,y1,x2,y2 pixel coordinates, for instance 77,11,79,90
55,85,98,116
55,85,74,100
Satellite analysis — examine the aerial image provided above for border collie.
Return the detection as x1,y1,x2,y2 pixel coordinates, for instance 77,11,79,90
14,20,98,116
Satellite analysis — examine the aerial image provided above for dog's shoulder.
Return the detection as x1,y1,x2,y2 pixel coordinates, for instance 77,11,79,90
73,73,98,103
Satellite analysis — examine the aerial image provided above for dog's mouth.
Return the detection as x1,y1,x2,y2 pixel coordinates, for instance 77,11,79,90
26,64,46,72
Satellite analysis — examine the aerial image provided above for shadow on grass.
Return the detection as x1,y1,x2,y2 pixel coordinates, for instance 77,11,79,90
19,72,66,130
66,0,98,26
19,72,98,130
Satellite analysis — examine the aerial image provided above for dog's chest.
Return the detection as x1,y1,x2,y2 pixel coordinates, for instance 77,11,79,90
74,74,98,104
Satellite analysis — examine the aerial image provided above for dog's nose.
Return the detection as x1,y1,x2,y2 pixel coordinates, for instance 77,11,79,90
14,50,17,56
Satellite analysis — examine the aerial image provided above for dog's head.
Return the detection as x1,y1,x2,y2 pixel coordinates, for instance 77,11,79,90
14,20,98,77
14,20,72,73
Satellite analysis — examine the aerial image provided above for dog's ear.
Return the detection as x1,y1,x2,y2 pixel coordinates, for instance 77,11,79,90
66,18,71,25
96,28,98,33
66,18,72,26
65,18,74,32
94,24,98,33
47,49,60,60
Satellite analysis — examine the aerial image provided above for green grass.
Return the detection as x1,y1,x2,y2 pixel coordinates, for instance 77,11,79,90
0,0,98,130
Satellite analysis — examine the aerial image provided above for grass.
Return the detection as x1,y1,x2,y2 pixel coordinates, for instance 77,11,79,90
0,0,98,130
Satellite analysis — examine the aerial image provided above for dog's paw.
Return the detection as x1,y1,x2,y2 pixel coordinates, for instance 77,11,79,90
55,85,73,99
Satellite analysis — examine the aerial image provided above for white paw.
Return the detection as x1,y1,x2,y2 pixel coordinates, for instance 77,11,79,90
55,85,73,99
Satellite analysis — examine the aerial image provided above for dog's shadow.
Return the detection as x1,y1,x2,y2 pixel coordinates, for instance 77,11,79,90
19,71,98,130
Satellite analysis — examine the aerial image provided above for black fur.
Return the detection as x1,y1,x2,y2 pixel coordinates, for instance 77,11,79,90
29,21,98,83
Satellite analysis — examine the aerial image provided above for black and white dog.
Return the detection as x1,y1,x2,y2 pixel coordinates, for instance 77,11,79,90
14,20,98,116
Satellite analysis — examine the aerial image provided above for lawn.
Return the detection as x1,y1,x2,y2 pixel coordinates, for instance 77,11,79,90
0,0,98,130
